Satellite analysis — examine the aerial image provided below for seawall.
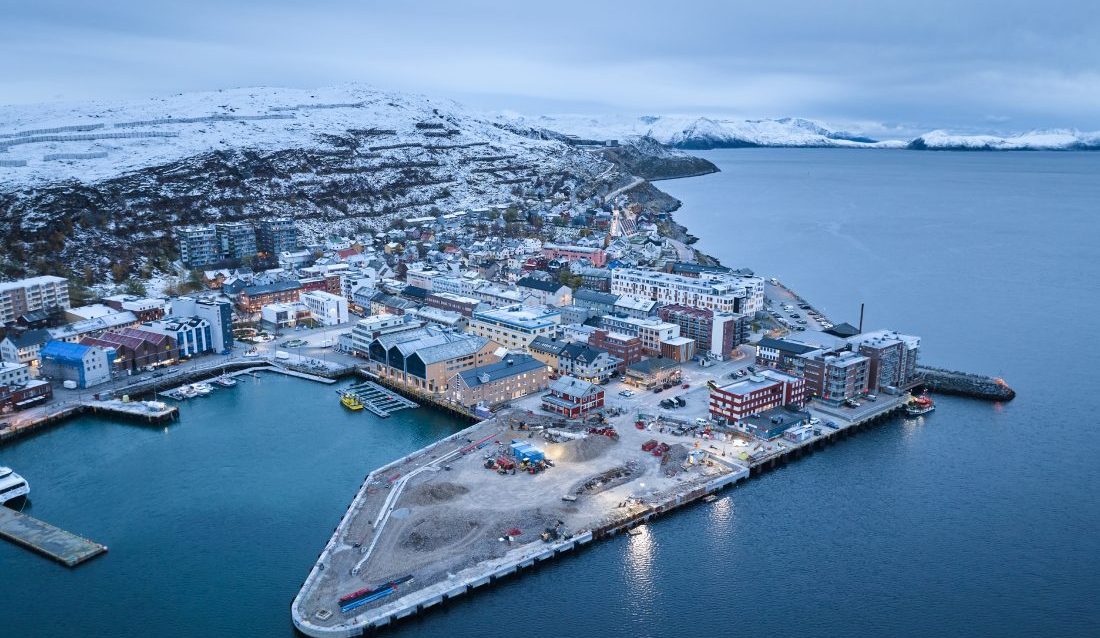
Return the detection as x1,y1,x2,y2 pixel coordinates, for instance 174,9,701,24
916,366,1016,401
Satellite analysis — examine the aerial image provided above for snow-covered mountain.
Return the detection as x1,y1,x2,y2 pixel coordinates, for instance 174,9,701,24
907,129,1100,151
498,113,903,149
1,85,691,284
499,112,1100,152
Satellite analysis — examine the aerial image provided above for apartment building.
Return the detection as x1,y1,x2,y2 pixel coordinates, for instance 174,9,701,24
611,268,764,315
589,329,642,368
709,369,807,423
177,225,222,268
0,276,70,325
801,350,871,404
257,218,298,255
848,330,921,392
600,315,680,356
470,305,561,351
658,304,748,361
215,221,257,261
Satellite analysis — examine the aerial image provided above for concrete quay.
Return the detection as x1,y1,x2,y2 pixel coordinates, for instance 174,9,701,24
291,409,746,637
0,506,107,567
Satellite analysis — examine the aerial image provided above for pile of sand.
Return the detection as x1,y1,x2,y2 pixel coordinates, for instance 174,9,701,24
406,481,470,506
400,516,480,552
549,435,616,463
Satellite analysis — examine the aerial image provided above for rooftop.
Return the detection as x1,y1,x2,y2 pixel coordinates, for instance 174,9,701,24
458,355,545,388
473,305,561,330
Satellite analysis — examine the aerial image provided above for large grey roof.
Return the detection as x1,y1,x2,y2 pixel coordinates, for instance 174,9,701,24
458,355,544,387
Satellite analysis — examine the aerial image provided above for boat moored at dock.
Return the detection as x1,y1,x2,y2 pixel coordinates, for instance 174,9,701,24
0,466,29,506
906,394,935,416
340,393,365,411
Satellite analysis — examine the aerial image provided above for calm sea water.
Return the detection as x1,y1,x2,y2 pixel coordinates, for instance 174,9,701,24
3,149,1099,637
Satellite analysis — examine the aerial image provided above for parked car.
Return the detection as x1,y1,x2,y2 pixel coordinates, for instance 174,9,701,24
618,389,634,397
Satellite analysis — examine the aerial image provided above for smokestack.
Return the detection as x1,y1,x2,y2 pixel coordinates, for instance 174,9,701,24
858,303,865,334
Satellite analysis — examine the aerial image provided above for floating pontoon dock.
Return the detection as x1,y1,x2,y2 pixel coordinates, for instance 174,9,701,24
340,381,419,417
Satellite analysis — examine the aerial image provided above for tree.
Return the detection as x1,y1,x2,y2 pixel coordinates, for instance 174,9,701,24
123,279,147,296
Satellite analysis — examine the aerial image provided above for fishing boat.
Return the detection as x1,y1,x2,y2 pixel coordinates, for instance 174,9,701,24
906,394,935,416
341,393,365,411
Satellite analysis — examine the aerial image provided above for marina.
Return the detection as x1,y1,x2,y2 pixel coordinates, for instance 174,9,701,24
339,381,419,418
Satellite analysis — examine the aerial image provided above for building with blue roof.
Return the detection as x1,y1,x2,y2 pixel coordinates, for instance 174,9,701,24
39,340,112,388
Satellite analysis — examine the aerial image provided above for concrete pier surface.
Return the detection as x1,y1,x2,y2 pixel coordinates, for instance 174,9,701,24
0,506,107,567
292,408,746,636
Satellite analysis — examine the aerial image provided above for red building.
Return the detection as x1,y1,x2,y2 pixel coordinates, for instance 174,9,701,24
541,376,605,418
589,329,641,369
709,369,807,423
541,243,607,267
0,379,53,411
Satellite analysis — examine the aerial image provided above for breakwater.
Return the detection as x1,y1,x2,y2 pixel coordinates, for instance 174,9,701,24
916,366,1016,401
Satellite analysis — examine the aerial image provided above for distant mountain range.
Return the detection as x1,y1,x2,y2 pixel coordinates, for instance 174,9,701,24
500,113,1100,151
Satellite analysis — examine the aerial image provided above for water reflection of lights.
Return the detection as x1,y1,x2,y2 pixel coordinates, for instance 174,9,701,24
709,496,733,526
625,524,656,599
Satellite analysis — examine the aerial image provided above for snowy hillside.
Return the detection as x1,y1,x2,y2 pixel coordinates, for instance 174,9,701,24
0,85,604,188
0,85,646,284
497,113,905,149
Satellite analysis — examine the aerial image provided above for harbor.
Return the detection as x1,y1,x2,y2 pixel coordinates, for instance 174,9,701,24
290,389,913,636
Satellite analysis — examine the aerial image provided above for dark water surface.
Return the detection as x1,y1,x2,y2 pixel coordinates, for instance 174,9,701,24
3,149,1098,637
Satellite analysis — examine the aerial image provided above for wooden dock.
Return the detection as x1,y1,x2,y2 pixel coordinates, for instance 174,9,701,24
0,507,107,567
342,381,419,417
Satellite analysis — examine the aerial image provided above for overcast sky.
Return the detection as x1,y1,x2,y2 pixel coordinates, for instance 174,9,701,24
2,0,1098,133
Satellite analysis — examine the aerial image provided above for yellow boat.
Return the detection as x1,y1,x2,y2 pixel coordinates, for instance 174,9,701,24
341,393,364,411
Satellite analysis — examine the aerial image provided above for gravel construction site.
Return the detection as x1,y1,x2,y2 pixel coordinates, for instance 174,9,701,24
292,408,746,636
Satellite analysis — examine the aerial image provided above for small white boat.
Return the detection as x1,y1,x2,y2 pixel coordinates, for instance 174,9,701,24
213,375,237,388
191,383,214,396
0,466,30,505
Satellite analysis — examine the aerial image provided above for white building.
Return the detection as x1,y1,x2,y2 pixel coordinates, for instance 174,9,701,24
601,315,680,355
0,275,70,325
301,291,349,326
611,268,764,315
470,304,561,351
0,361,31,388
